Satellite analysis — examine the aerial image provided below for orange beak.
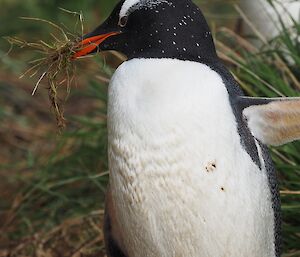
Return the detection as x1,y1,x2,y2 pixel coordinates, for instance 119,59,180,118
73,32,120,59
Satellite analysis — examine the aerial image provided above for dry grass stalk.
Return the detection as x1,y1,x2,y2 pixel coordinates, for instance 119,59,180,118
280,190,300,195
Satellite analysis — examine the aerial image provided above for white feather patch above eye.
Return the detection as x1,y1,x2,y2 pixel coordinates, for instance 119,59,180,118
243,99,300,146
120,0,171,18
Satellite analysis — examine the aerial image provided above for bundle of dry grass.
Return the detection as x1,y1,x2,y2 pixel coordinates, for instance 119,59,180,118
5,11,85,130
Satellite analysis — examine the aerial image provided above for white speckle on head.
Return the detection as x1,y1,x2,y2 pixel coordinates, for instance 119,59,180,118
174,33,177,36
183,48,186,51
196,43,200,47
120,0,171,18
173,41,176,45
205,31,212,38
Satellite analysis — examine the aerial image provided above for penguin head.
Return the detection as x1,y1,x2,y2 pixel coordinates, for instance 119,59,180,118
74,0,217,62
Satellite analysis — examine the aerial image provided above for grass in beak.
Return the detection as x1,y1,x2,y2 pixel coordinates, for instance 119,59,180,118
4,11,86,131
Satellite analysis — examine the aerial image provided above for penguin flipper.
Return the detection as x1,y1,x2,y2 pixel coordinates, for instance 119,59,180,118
104,186,128,257
237,96,300,146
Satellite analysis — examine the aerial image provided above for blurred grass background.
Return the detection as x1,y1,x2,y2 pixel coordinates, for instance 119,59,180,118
0,0,299,256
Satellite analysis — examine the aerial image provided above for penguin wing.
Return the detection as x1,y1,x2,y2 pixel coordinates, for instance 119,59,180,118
237,96,300,146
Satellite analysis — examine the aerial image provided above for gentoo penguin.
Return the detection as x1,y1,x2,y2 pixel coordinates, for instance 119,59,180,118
73,0,300,256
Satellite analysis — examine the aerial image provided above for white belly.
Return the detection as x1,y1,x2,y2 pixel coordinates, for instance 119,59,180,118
107,58,275,257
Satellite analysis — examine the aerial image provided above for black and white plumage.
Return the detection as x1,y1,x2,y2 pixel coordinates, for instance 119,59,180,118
73,0,300,256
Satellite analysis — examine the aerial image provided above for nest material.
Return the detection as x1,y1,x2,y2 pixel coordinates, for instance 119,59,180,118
5,13,85,130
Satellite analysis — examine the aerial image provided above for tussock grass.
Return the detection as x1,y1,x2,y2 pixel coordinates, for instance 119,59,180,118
0,61,111,256
1,1,299,256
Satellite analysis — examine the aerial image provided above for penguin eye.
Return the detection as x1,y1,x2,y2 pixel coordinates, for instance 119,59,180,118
119,16,128,27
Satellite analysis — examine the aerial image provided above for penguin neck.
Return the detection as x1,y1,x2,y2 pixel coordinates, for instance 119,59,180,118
125,42,218,65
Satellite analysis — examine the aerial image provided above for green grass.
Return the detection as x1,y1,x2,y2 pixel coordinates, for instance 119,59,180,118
0,0,299,256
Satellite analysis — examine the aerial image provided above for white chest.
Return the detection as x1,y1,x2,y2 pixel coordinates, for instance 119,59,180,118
107,59,275,257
